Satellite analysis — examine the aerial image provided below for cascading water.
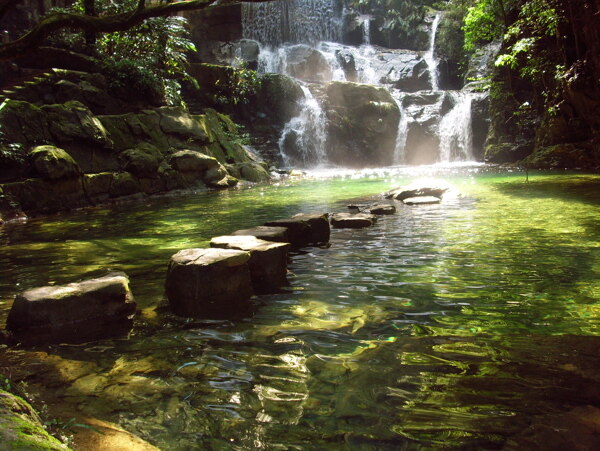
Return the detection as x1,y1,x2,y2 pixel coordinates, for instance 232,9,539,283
279,85,328,167
438,91,473,161
424,13,441,91
241,3,478,167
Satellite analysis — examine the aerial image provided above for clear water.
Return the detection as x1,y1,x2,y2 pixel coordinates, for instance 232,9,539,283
1,165,600,449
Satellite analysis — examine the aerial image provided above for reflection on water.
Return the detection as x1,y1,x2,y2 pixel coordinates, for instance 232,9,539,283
1,166,600,449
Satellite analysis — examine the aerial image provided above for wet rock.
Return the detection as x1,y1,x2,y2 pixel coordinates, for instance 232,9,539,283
165,248,253,318
210,236,290,293
402,196,441,205
235,162,270,183
325,81,400,167
284,45,332,83
6,272,136,344
385,185,448,201
373,50,431,92
401,92,446,164
331,213,377,228
29,145,81,180
265,213,330,246
336,49,358,82
369,204,396,215
70,417,158,451
109,172,141,198
257,73,305,126
0,389,68,450
231,226,290,243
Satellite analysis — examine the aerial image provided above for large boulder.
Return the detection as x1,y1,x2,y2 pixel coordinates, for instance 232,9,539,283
325,81,400,167
29,145,81,180
257,73,305,127
210,236,290,293
168,150,235,188
265,213,330,246
165,248,253,318
119,143,163,178
0,389,68,450
6,272,136,344
284,45,333,83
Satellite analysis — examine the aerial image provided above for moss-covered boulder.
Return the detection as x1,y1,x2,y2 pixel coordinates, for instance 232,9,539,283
109,172,141,198
258,73,305,126
29,146,81,180
325,81,400,167
524,144,600,170
0,389,68,450
119,143,163,177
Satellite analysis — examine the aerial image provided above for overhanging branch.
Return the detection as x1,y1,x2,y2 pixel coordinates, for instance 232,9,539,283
0,0,270,60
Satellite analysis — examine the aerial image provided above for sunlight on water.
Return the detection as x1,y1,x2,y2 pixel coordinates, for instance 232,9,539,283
1,166,600,449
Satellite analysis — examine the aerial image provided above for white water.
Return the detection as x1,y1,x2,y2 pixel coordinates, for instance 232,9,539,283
279,85,328,167
439,91,473,162
243,4,477,167
424,12,441,91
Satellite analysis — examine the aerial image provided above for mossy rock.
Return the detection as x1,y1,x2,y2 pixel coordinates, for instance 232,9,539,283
236,162,270,183
0,100,51,145
0,389,69,450
119,143,162,177
258,73,305,125
199,109,253,165
29,145,81,180
525,144,600,169
109,172,140,198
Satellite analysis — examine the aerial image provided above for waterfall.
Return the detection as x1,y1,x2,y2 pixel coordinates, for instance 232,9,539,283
361,15,371,45
242,0,341,47
438,91,473,162
424,12,441,91
392,91,408,165
279,85,328,167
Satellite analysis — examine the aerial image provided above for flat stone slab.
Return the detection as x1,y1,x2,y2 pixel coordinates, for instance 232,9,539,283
211,236,290,294
402,196,441,205
369,204,396,215
265,213,330,246
231,226,289,243
6,272,136,344
330,213,377,228
165,248,253,319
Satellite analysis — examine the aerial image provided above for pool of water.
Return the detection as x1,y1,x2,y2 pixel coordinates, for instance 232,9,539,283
1,165,600,449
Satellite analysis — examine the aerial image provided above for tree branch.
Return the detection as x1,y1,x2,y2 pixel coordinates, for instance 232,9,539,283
0,0,270,61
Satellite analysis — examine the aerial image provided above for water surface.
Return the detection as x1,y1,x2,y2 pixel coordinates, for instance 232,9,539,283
1,165,599,449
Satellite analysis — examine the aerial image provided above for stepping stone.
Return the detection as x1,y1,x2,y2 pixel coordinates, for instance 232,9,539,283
402,196,441,205
369,204,396,215
385,184,449,200
265,213,330,246
210,235,290,294
6,272,136,344
330,213,377,228
231,225,289,243
165,248,253,318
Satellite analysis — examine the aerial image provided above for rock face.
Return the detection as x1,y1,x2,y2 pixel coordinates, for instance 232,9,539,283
165,248,253,318
0,389,68,450
0,72,269,218
372,50,431,92
231,226,290,243
210,236,290,293
330,213,377,228
265,213,330,246
324,81,400,167
6,272,136,344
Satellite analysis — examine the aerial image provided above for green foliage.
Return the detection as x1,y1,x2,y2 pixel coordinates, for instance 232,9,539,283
46,0,197,106
462,0,505,51
215,61,259,106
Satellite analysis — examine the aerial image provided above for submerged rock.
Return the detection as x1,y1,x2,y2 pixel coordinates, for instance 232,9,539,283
231,226,290,243
165,248,253,318
210,235,290,293
385,183,450,201
6,272,136,344
330,213,377,228
265,213,330,246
